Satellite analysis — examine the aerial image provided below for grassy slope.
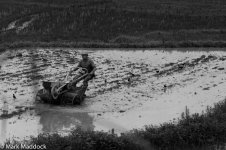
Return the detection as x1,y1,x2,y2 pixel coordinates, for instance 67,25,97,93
0,0,226,48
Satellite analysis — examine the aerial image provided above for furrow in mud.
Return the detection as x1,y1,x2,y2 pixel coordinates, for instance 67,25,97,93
1,48,226,143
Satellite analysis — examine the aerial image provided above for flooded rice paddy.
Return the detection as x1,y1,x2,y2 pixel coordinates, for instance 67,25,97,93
1,48,226,143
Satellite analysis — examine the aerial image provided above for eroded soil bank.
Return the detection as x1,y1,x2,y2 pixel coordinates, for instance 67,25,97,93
1,48,226,143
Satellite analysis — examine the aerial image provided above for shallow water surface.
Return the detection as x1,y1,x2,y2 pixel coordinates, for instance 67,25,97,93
1,48,226,143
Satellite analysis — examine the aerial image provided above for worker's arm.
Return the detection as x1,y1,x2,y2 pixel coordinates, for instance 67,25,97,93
69,62,81,74
89,67,97,75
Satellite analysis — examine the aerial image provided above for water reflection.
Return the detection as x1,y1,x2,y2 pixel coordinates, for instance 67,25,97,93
36,107,95,133
0,119,7,143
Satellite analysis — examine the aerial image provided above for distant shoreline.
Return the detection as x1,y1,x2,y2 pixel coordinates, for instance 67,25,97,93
1,40,226,52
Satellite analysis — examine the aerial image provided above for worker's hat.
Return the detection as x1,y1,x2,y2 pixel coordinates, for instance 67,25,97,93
80,51,89,55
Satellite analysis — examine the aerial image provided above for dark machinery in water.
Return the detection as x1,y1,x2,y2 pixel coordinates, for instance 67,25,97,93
36,68,88,105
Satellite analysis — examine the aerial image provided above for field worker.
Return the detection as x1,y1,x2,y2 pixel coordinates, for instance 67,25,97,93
69,51,96,88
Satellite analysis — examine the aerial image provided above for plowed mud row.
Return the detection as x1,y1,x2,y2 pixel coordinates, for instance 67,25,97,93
1,48,226,143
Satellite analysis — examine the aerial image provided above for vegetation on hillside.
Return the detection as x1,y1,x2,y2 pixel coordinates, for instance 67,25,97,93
0,0,226,47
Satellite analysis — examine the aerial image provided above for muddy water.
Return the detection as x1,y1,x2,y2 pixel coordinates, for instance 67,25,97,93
1,48,226,143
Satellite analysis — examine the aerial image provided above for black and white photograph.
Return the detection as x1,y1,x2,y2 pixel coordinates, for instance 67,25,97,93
0,0,226,149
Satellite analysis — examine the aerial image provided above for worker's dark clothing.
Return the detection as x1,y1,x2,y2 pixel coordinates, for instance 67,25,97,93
72,59,96,87
77,59,96,74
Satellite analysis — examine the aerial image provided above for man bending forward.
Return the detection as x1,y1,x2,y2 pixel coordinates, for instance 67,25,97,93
69,52,96,87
